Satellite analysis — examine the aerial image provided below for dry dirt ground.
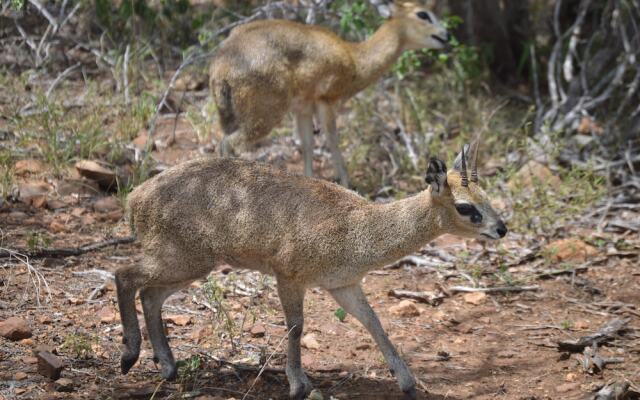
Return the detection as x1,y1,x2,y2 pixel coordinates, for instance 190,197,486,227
1,127,639,400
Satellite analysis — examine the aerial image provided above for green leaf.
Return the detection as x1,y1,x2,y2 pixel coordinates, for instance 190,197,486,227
334,307,347,322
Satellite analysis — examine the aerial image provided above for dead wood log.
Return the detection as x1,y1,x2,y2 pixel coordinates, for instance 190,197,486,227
591,381,639,400
581,343,625,374
0,236,136,260
558,318,631,352
388,289,445,306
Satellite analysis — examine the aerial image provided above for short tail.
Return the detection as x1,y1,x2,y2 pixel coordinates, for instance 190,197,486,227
217,79,238,135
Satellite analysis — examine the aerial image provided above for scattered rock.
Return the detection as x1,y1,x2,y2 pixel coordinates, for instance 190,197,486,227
307,389,324,400
56,179,100,196
33,344,57,356
14,371,27,380
166,314,191,326
14,159,45,175
75,160,117,190
22,356,38,364
565,372,577,382
49,220,67,233
105,209,124,222
0,317,32,340
389,300,421,317
97,307,117,324
574,320,590,330
544,239,598,263
93,196,120,212
55,377,74,392
131,134,155,151
301,333,320,350
46,199,67,210
7,211,28,223
18,182,50,206
497,350,517,359
355,343,371,351
249,323,266,338
556,382,580,393
508,160,561,191
37,351,64,380
174,72,206,91
463,292,487,305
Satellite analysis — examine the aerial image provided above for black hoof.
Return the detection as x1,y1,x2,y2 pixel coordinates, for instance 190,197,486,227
121,353,139,375
403,386,417,400
161,364,178,381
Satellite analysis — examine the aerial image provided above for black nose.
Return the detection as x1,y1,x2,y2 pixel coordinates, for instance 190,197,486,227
496,221,508,238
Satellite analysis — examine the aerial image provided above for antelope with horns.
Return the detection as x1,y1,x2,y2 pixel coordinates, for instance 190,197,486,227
210,0,449,187
116,141,507,399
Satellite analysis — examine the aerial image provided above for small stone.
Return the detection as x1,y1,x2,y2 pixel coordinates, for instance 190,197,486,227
57,179,100,196
249,323,266,338
49,221,66,233
97,306,117,324
55,377,74,392
307,389,324,400
81,214,96,225
166,315,191,326
37,351,64,380
14,371,27,380
544,239,598,263
93,196,120,213
463,292,487,305
508,160,561,191
131,134,155,151
105,209,124,222
573,320,590,330
301,333,320,350
355,343,371,350
497,350,517,359
33,344,57,356
556,382,580,393
46,199,67,210
388,300,421,317
22,356,38,364
75,160,117,190
0,317,32,341
174,72,206,91
15,159,45,175
18,182,50,205
565,372,577,382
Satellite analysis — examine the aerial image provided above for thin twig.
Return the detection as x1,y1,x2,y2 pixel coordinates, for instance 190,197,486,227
0,236,136,259
241,326,295,400
448,285,540,294
46,62,81,98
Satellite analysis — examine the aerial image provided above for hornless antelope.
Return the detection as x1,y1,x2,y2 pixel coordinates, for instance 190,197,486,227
210,1,449,187
116,142,507,399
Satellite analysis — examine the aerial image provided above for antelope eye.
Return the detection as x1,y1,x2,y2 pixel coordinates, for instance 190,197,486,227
455,204,475,216
416,11,432,23
455,204,484,224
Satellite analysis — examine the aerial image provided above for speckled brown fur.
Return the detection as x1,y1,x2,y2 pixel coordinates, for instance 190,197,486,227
116,152,506,399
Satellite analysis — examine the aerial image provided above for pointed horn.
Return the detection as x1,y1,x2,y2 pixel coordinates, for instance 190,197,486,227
460,145,469,187
470,140,479,183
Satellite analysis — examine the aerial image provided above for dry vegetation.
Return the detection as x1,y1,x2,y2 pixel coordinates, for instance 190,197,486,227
1,1,639,399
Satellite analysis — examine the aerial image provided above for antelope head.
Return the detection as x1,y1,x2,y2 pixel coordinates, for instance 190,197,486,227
425,142,508,240
373,0,450,50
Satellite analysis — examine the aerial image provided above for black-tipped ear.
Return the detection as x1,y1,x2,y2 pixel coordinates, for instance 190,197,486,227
425,157,448,196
